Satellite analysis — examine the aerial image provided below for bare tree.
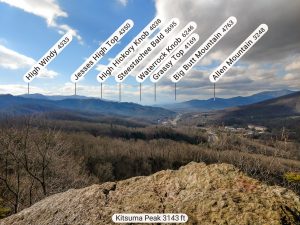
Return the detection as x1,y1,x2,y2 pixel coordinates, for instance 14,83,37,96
0,135,22,213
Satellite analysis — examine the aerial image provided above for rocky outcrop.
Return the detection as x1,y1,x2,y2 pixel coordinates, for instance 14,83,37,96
1,162,300,225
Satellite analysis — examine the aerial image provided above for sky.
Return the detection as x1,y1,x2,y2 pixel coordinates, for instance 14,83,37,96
0,0,299,105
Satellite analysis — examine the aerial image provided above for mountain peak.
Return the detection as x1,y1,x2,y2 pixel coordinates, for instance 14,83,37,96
0,94,175,123
1,162,299,225
164,90,298,112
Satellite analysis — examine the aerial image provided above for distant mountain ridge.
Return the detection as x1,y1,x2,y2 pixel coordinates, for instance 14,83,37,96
0,94,175,123
172,91,300,140
19,93,98,101
221,91,300,120
163,90,296,112
212,91,300,140
0,90,297,123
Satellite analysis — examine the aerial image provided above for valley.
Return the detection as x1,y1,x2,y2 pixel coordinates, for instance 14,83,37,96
0,90,299,222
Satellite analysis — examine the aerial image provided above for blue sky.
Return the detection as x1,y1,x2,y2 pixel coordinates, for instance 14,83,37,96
0,0,158,103
0,0,299,104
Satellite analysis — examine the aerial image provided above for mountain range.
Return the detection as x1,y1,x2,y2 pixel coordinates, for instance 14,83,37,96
0,90,298,125
163,89,296,112
220,91,300,121
19,93,98,101
178,91,300,141
0,94,175,123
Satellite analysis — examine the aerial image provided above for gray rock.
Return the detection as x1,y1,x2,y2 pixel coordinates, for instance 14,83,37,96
1,162,299,225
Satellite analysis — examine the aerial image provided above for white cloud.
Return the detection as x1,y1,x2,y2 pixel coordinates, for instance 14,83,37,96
283,73,298,81
152,0,300,99
57,82,172,104
200,50,227,66
0,0,82,42
117,0,128,7
0,0,67,24
286,60,300,71
0,44,58,79
0,45,34,70
0,84,46,95
95,64,108,72
38,69,58,79
60,82,131,97
156,0,300,63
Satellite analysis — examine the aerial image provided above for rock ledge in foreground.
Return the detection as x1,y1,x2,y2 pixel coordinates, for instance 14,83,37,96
1,162,300,225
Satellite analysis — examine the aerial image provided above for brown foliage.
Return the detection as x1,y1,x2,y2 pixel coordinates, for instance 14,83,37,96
0,117,299,218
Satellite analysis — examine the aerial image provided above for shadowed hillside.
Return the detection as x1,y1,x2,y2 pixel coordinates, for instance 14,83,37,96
163,90,296,112
0,95,176,123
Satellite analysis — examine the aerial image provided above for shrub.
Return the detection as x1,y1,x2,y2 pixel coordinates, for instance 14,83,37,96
284,172,300,183
0,198,10,219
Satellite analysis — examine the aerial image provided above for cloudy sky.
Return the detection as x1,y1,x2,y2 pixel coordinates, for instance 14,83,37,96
0,0,299,104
